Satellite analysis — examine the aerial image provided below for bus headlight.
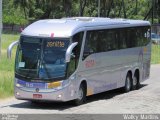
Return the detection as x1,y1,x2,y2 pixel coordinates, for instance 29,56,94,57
15,79,24,88
16,92,20,96
16,83,23,88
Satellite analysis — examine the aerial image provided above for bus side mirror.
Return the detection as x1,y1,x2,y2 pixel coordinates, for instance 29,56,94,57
65,42,78,63
7,40,19,59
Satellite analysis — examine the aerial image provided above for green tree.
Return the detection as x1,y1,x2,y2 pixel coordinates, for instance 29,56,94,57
3,0,160,24
3,0,28,27
13,0,33,19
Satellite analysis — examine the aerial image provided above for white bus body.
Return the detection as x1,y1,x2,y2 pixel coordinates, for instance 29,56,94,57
8,17,151,105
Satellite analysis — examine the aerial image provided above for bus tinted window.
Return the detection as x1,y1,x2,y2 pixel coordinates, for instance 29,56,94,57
84,29,118,56
106,30,118,51
83,31,97,59
97,30,106,52
126,28,137,48
83,26,150,59
136,28,143,46
118,29,127,49
118,26,150,48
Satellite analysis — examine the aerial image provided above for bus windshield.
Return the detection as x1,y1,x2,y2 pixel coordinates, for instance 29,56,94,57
15,36,70,81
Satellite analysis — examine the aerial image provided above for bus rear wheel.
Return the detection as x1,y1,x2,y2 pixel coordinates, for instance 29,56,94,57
124,73,132,92
132,73,140,90
74,83,86,105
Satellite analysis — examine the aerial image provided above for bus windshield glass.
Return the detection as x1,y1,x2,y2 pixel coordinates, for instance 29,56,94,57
15,36,70,80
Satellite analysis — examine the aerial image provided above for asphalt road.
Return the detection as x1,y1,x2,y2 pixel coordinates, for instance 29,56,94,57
0,65,160,114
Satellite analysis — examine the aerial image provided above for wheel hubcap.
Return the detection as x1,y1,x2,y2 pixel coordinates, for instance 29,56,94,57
133,76,137,86
127,77,131,90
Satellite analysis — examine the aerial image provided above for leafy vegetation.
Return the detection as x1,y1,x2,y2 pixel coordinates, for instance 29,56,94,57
151,44,160,64
0,34,19,98
3,0,160,26
3,0,28,26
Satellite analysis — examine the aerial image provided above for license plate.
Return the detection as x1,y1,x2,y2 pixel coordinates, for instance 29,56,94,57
33,94,42,99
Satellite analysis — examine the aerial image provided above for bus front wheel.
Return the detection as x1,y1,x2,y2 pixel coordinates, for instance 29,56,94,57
74,83,86,105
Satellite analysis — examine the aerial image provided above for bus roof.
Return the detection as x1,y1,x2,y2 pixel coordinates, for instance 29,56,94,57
21,17,150,38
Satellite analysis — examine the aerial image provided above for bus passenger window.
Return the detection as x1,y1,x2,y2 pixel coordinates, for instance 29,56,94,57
83,31,96,60
118,29,127,49
106,31,117,51
136,29,143,46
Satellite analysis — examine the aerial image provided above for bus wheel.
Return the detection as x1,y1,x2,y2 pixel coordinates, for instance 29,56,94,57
124,73,132,92
132,73,140,90
74,83,86,105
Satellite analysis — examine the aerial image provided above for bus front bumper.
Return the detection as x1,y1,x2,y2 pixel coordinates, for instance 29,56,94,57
14,86,75,102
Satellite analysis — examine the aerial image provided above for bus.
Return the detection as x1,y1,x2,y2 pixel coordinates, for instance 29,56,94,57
8,17,151,105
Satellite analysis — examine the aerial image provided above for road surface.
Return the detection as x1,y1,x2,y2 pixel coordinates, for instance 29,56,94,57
0,65,160,114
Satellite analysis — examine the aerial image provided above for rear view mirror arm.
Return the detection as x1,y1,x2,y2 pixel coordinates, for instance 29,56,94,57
65,42,78,63
7,40,19,59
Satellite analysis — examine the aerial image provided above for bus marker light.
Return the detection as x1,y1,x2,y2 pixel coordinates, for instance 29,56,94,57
143,47,147,53
51,33,54,38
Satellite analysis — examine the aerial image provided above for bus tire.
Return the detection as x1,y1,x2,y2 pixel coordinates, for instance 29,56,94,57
132,74,138,90
74,83,86,105
124,73,132,92
132,72,140,90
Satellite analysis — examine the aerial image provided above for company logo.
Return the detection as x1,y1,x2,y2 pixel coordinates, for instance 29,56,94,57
35,88,39,92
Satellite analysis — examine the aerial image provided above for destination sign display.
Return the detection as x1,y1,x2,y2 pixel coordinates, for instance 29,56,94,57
47,41,65,48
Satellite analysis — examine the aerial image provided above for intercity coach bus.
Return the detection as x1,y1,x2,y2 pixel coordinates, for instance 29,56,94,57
8,17,151,105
